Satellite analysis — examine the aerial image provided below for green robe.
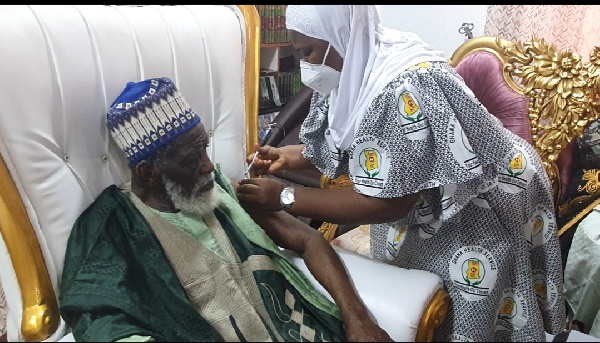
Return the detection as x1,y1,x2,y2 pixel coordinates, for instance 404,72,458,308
59,165,346,342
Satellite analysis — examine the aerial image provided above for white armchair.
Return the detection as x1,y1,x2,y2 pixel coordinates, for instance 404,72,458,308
0,5,448,342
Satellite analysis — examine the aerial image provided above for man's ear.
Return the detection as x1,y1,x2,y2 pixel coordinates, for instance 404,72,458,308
135,160,161,185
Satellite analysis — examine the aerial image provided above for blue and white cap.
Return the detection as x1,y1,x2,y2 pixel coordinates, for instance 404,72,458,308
107,77,201,165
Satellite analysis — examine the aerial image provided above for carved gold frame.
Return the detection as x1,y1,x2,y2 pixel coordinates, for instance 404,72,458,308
0,5,261,341
415,289,450,342
449,36,600,211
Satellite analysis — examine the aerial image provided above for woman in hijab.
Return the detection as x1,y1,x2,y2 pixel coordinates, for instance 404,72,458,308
236,5,566,341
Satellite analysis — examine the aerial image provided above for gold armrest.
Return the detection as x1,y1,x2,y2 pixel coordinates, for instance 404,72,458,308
415,289,450,342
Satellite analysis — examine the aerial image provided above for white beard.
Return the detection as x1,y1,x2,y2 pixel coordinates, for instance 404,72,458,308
163,173,219,217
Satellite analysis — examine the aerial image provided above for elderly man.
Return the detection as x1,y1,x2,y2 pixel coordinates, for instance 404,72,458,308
58,77,391,342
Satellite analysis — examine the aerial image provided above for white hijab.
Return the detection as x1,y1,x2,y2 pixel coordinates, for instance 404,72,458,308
286,5,447,150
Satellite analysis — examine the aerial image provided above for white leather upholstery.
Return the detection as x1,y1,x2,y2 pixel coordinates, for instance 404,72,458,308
0,4,446,342
282,245,443,342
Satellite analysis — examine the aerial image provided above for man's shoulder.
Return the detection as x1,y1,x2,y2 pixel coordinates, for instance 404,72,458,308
76,184,131,221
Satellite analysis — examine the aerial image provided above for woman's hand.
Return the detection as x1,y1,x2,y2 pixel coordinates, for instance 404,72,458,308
235,177,286,211
246,144,286,175
246,143,312,175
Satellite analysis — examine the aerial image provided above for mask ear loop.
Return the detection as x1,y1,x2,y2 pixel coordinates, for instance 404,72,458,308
321,43,332,68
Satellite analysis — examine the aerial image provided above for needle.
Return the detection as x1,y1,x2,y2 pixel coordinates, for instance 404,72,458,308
244,151,259,179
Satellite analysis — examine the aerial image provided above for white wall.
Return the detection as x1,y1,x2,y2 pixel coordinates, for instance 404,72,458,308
376,5,488,58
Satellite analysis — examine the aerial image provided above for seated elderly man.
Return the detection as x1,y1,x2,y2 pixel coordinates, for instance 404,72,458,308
58,77,392,342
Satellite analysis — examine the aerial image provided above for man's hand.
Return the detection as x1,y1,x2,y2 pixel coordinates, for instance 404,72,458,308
343,314,394,342
235,177,286,211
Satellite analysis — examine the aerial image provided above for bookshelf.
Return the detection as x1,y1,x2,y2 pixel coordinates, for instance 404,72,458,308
255,5,302,143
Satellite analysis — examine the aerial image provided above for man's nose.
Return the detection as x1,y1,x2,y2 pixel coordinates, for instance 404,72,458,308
200,155,214,174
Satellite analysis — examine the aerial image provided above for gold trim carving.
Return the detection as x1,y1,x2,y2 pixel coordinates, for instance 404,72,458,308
449,37,600,216
236,5,261,158
577,169,600,194
415,288,450,342
559,196,600,236
0,156,58,341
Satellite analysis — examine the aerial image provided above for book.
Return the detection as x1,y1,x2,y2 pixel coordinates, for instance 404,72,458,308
259,74,281,108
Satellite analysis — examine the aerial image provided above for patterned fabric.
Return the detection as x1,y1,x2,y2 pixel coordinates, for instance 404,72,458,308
484,5,600,63
577,120,600,170
59,164,346,342
563,204,600,339
0,279,5,337
106,77,201,165
300,61,566,341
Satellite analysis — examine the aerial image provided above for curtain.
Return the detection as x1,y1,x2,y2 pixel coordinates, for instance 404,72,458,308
484,5,600,62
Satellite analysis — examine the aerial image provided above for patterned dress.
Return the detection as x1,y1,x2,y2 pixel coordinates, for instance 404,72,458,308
0,280,5,338
300,61,566,341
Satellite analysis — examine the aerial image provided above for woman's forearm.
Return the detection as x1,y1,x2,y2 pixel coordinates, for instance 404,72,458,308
288,186,420,226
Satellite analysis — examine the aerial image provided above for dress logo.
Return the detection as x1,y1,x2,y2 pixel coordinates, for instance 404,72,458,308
523,204,555,247
449,245,498,301
532,269,558,311
495,288,529,331
360,148,381,178
385,225,408,261
395,82,430,140
447,116,482,174
498,140,536,194
508,153,527,177
408,62,432,70
349,135,391,196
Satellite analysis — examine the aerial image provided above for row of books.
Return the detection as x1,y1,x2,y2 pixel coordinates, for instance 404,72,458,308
259,69,301,108
256,5,288,44
278,70,302,105
258,69,301,143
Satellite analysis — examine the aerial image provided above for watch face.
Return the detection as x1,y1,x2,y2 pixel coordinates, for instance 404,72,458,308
281,187,294,206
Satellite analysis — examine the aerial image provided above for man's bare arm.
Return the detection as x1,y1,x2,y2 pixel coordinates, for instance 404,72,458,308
243,207,393,342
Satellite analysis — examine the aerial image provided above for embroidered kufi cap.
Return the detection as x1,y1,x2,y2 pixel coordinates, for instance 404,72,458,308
107,77,201,165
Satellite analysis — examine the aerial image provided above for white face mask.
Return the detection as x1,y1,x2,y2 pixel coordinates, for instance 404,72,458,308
300,43,341,94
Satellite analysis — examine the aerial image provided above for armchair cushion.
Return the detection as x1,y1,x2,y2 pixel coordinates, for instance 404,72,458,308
281,245,444,342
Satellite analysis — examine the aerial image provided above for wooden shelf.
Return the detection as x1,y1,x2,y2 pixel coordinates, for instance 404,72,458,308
261,42,292,48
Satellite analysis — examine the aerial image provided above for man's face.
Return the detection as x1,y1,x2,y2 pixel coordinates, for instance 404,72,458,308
158,124,215,200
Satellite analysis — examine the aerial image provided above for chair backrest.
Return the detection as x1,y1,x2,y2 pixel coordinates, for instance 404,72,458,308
0,5,260,341
449,36,600,207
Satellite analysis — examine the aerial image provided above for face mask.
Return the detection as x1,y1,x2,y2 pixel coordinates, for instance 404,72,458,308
300,43,341,94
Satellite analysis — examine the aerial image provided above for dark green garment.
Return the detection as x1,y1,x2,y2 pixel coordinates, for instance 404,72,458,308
59,172,346,342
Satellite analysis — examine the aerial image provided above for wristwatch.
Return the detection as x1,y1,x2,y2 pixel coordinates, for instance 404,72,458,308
279,186,295,211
